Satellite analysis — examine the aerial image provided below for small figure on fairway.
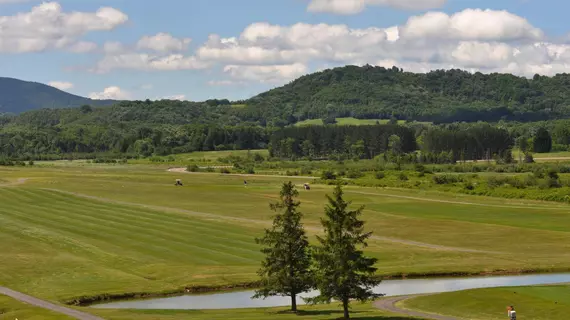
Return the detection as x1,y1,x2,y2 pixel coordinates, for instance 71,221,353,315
175,179,183,186
507,306,516,320
303,183,310,190
244,180,247,187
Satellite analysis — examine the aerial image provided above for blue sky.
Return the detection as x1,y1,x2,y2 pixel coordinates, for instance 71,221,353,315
0,0,569,101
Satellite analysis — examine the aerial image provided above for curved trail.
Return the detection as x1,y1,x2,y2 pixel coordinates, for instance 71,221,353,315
374,295,460,320
0,286,104,320
42,188,498,254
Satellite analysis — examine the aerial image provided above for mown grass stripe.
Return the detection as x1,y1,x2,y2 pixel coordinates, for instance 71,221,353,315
0,192,261,264
3,189,262,258
0,205,228,265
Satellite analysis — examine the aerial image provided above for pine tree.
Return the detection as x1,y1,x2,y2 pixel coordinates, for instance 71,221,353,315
309,184,381,319
253,181,312,312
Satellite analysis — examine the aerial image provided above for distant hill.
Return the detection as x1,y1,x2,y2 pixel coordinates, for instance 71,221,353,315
247,65,570,123
0,77,116,114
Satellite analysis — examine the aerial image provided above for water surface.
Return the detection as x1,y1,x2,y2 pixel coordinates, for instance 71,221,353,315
93,273,570,310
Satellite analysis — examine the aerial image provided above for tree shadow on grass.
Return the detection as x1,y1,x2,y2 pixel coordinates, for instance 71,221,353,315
275,309,418,319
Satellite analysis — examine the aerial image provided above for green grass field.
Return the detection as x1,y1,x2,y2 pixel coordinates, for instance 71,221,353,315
0,295,75,319
403,285,570,320
92,303,416,320
2,164,570,318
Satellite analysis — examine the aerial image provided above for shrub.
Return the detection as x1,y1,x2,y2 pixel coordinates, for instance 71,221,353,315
321,170,337,180
432,174,462,185
28,160,34,166
347,169,364,179
375,172,385,179
548,169,559,180
300,166,313,175
187,164,199,172
398,173,408,181
220,168,231,174
463,182,475,190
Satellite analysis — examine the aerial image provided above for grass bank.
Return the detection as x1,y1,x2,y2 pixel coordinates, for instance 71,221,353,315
403,285,570,320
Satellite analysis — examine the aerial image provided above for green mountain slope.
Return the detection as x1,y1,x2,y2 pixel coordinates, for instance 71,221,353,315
247,65,570,123
0,77,116,114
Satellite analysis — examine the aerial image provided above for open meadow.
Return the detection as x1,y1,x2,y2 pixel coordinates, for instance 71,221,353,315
2,163,570,319
403,285,570,320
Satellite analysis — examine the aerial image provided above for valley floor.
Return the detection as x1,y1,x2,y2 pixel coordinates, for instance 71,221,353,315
1,164,570,319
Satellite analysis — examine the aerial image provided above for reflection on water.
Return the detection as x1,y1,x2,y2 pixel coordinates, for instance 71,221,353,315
93,273,570,310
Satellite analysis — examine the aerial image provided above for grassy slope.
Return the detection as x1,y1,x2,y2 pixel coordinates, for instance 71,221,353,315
0,295,75,319
92,303,417,320
403,285,570,320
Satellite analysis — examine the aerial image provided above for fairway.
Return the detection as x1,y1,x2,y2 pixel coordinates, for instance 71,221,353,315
2,164,570,318
403,285,570,319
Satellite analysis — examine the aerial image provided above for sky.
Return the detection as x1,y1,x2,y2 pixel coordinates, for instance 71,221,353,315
1,0,570,101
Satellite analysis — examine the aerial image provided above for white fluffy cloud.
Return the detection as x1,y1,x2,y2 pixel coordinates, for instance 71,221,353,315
223,63,308,83
48,81,73,90
0,2,127,53
307,0,446,14
137,33,191,53
162,94,186,100
188,7,570,82
93,53,209,73
77,6,570,84
399,9,543,41
88,86,130,100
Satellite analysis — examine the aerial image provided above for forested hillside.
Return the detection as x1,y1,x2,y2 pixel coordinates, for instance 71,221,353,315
6,65,570,160
249,65,570,123
0,77,116,114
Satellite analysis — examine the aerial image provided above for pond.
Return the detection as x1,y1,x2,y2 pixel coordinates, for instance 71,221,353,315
93,273,570,310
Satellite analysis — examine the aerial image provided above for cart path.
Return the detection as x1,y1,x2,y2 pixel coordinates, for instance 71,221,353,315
0,286,104,320
42,188,499,254
374,295,460,320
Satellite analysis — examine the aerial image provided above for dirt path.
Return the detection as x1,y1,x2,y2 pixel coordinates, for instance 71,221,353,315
43,188,498,254
0,286,104,320
374,295,460,320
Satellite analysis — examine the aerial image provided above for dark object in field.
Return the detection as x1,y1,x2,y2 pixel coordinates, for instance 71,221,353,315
304,183,311,190
175,179,183,186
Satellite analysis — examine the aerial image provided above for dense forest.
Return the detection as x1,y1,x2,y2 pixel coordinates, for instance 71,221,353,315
268,123,515,162
6,65,570,160
249,65,570,123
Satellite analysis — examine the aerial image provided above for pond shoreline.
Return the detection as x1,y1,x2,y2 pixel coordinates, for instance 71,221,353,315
71,268,570,307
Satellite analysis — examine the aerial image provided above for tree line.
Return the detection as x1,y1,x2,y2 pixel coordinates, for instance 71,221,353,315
0,124,270,160
254,182,380,319
269,123,516,162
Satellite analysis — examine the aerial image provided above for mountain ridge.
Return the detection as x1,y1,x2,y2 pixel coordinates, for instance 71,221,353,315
0,77,117,114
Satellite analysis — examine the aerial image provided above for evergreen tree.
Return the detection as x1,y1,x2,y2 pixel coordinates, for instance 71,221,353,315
533,128,553,153
309,184,381,319
253,181,312,312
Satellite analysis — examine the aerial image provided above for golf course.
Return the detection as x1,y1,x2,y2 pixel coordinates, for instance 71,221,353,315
1,160,569,319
